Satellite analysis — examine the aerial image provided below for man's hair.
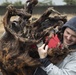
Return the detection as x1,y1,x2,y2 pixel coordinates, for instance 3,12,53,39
62,16,76,32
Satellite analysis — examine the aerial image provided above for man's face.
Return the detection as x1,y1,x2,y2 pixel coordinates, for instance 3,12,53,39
63,27,76,46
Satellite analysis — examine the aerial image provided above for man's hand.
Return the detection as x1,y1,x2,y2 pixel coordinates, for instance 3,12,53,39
38,44,48,59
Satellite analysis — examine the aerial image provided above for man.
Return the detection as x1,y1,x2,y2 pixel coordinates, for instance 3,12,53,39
34,16,76,75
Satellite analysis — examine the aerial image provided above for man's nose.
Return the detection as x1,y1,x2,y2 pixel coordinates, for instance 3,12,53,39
67,35,72,40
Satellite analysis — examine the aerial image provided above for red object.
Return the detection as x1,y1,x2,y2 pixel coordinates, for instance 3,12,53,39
30,44,37,48
48,34,60,48
31,34,60,49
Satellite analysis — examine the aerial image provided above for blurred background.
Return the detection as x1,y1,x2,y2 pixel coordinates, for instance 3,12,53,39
0,0,76,37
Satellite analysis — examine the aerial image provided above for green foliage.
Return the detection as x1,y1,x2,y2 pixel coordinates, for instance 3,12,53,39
1,0,23,6
13,1,23,6
63,0,76,5
37,0,53,6
1,0,54,6
1,0,12,6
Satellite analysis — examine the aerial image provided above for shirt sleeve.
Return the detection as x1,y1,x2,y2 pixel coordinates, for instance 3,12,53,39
40,58,50,67
43,58,76,75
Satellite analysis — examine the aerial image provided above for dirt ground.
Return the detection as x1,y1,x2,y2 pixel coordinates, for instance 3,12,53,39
0,14,76,37
0,16,4,37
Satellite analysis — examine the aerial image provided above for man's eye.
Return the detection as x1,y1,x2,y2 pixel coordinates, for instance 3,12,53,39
72,35,76,38
66,31,70,34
